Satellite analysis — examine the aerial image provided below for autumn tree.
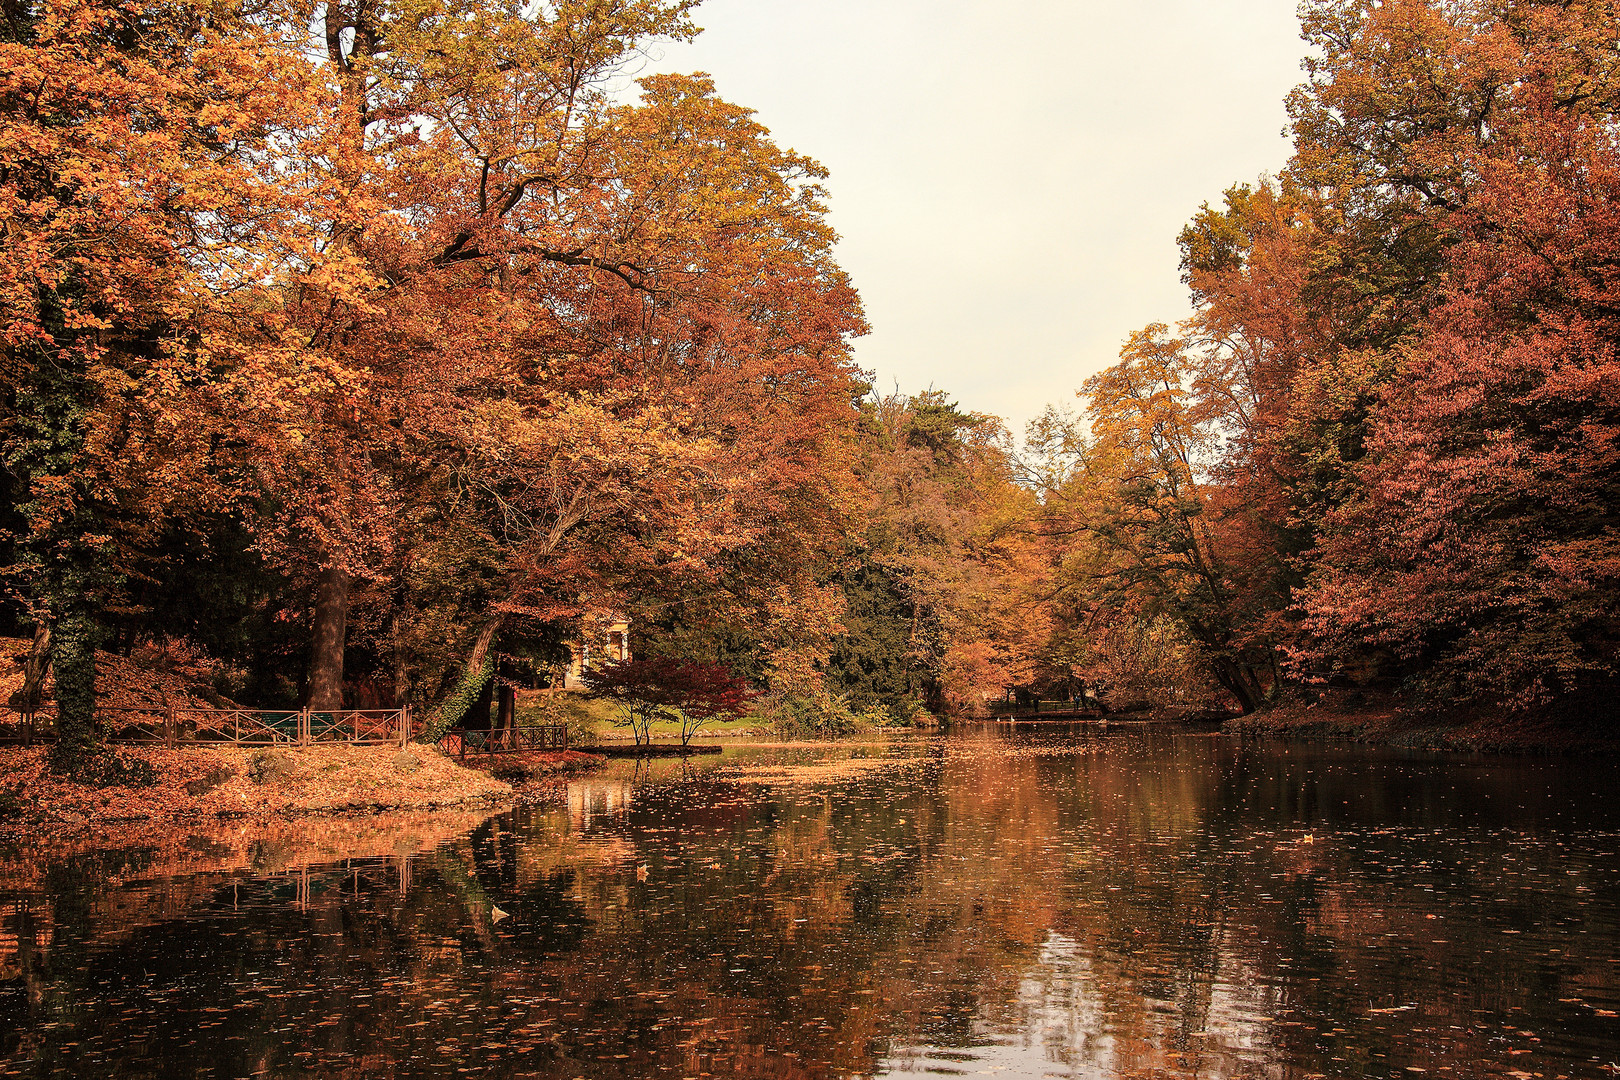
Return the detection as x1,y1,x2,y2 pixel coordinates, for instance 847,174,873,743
1044,0,1620,716
392,69,866,735
0,0,873,765
198,0,715,709
1034,328,1277,714
1,0,308,765
825,390,1047,718
1295,20,1620,704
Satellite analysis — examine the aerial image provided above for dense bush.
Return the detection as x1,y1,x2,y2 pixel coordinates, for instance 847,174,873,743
756,686,885,738
72,751,159,789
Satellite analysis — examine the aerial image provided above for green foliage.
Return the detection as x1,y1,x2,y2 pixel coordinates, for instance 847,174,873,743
7,299,123,766
1177,182,1259,283
70,750,158,789
902,391,975,466
516,694,606,745
417,657,493,745
827,562,910,703
755,685,877,738
825,561,930,722
47,612,100,773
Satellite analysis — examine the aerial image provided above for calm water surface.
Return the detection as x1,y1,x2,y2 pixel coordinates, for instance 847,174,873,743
1,727,1617,1079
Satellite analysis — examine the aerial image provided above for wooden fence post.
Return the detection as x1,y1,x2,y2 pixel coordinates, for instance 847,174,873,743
299,707,310,746
165,705,176,748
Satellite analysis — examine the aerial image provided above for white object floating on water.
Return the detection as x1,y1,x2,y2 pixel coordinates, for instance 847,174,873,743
491,905,510,923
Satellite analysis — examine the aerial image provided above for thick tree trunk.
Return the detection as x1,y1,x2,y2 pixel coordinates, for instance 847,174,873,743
47,611,99,772
9,623,51,711
497,684,515,746
1211,656,1265,715
307,563,350,710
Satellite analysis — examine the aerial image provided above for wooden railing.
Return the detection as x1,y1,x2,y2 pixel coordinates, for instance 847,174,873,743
0,705,54,746
439,724,569,759
0,705,412,747
986,699,1105,718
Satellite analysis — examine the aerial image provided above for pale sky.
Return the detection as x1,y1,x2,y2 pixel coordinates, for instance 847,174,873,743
645,0,1305,436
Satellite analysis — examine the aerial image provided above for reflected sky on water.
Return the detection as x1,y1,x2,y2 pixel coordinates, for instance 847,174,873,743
0,726,1617,1079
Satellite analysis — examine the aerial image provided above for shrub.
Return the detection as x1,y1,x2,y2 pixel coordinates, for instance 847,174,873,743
73,750,159,789
757,686,873,738
488,758,531,782
883,695,928,726
516,693,602,745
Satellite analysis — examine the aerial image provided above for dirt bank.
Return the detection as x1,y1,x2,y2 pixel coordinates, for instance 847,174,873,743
0,744,516,833
1225,693,1620,755
461,749,608,802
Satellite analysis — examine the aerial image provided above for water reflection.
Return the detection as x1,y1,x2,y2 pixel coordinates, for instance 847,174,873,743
0,729,1616,1079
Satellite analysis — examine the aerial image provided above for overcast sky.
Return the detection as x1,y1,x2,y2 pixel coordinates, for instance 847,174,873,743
644,0,1306,436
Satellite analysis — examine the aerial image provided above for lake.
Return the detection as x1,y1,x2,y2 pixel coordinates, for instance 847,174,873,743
0,726,1617,1078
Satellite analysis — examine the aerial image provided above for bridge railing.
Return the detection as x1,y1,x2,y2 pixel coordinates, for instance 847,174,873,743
985,699,1105,718
439,724,569,759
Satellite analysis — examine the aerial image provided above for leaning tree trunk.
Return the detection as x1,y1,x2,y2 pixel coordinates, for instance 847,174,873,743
47,611,99,772
307,563,350,710
1211,655,1270,715
463,615,502,679
9,622,51,711
415,613,505,745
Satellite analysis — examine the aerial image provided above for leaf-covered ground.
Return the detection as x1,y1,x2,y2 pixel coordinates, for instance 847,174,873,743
0,745,517,833
1,636,244,713
0,806,503,895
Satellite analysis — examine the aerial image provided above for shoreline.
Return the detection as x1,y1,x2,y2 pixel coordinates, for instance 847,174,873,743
0,744,607,834
1222,698,1620,755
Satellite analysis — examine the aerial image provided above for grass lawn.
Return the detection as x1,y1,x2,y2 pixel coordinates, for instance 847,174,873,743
513,691,773,743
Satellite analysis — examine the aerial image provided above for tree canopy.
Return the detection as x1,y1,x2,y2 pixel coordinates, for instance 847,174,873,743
7,0,1619,744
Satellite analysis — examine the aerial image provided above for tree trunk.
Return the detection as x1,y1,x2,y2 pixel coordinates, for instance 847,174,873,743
497,684,515,749
9,622,51,711
390,609,411,709
464,614,503,679
307,563,350,710
413,613,504,745
47,611,99,772
1211,656,1264,715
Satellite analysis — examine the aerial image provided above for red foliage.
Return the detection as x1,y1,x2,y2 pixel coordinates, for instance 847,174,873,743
586,657,753,718
1300,106,1620,700
583,657,755,743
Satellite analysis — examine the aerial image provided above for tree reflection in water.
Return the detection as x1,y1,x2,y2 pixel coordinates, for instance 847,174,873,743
0,729,1616,1079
